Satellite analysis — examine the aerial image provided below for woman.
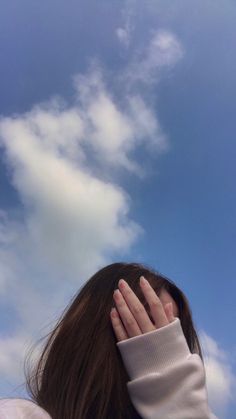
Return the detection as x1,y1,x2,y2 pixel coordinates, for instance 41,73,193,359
0,262,217,418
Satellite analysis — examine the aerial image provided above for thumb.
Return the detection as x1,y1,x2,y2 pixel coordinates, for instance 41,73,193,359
164,302,175,323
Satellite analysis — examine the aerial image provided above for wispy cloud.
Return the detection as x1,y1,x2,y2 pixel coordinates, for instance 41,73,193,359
116,1,184,84
72,68,168,174
116,27,131,48
125,30,184,85
116,0,135,48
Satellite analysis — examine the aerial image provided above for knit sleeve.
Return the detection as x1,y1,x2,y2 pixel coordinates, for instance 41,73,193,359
0,398,52,419
117,318,218,419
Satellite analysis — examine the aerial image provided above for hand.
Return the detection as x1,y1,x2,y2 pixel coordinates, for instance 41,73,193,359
110,276,175,342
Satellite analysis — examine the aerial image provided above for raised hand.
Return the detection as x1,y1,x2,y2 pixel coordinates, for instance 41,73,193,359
110,276,175,342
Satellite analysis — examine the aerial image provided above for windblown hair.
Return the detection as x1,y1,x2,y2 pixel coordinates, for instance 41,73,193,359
25,262,203,419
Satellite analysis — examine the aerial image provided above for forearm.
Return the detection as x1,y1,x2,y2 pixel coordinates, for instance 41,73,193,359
117,318,218,419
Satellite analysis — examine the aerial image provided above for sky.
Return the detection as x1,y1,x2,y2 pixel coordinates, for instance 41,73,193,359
0,0,236,417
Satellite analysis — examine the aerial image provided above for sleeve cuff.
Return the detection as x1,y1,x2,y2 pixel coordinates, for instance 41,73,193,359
116,318,191,381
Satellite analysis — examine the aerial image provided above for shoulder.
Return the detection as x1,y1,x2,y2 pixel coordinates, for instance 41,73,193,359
0,398,51,418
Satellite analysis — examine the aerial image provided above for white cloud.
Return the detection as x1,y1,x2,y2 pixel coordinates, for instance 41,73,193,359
0,65,170,293
115,0,184,86
0,67,163,392
200,331,236,418
0,26,183,395
72,70,168,175
116,27,131,47
127,95,168,153
125,30,184,85
116,0,135,47
0,327,45,398
0,99,144,284
0,332,31,380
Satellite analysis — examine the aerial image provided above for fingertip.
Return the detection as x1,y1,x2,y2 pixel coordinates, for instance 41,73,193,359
110,307,118,319
164,302,175,322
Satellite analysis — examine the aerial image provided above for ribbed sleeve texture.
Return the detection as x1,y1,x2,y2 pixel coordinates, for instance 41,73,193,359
117,318,218,419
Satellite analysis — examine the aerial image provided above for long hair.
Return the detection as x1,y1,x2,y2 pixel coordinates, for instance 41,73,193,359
25,262,203,419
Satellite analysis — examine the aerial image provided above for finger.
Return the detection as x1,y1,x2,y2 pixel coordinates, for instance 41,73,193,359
110,307,129,342
139,276,169,329
164,302,175,323
113,289,143,337
117,280,156,334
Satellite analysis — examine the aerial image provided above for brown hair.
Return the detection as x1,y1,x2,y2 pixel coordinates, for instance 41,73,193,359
25,262,203,419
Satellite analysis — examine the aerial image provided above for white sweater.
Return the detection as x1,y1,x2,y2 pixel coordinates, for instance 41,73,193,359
0,318,217,419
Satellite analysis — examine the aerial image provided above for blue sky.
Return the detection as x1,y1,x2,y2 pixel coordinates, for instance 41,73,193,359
0,1,236,417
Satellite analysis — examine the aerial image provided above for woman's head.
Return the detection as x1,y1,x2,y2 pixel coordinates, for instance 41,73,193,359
25,262,202,419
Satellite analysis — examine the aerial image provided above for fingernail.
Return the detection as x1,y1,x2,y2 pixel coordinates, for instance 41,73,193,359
118,279,126,289
111,308,117,318
140,276,147,286
113,289,121,299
